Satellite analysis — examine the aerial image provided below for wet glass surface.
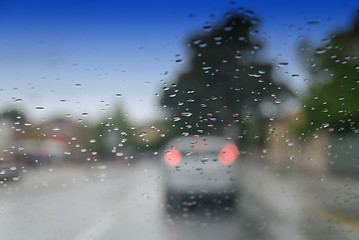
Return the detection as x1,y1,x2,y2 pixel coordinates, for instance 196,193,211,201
1,0,359,239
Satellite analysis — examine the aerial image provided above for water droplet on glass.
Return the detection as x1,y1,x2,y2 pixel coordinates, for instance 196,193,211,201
224,26,233,31
245,112,253,117
263,149,269,153
307,21,319,25
278,62,288,67
248,73,261,78
173,117,181,122
315,48,326,54
203,25,212,32
12,176,20,181
181,112,193,117
193,39,201,45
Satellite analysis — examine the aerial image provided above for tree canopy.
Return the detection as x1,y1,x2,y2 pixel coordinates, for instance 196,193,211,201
299,11,359,134
160,11,292,143
0,108,27,124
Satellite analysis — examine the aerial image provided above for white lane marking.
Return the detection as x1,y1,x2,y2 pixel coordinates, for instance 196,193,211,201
73,161,163,240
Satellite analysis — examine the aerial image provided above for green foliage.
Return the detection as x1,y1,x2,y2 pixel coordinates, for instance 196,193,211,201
0,108,27,124
300,12,359,134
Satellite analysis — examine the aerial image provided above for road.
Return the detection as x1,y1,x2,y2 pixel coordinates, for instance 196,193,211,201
0,159,358,240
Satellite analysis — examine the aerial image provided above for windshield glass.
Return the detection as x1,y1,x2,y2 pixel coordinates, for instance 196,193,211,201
1,0,359,239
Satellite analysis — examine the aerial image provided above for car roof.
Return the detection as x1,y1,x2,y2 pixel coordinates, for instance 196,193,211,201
164,136,236,152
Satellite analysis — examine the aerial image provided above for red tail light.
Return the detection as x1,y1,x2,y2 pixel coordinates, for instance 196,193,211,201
164,149,182,166
218,143,238,166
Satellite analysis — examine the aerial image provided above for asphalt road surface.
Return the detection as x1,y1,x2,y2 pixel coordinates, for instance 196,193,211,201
0,158,357,240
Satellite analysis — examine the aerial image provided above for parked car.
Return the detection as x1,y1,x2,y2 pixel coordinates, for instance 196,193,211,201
0,157,22,182
162,136,240,212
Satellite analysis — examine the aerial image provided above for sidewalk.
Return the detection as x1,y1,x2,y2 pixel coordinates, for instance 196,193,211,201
276,165,359,218
239,160,359,239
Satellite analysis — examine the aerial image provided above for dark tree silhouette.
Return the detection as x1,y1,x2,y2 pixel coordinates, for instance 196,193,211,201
0,108,27,124
161,10,292,143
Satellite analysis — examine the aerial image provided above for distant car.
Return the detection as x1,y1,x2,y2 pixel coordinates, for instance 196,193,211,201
162,136,240,212
0,157,21,182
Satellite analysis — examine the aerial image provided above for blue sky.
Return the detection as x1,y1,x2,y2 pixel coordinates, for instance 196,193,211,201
0,0,359,124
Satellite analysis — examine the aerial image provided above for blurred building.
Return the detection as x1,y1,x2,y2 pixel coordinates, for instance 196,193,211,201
266,112,329,173
15,117,77,166
42,117,76,164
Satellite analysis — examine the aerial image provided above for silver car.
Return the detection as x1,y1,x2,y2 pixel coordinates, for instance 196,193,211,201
162,136,240,212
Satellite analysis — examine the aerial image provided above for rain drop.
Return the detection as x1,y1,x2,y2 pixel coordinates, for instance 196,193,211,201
203,25,212,31
315,48,326,54
181,112,193,117
173,117,181,122
224,26,233,31
278,62,288,67
307,21,319,25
